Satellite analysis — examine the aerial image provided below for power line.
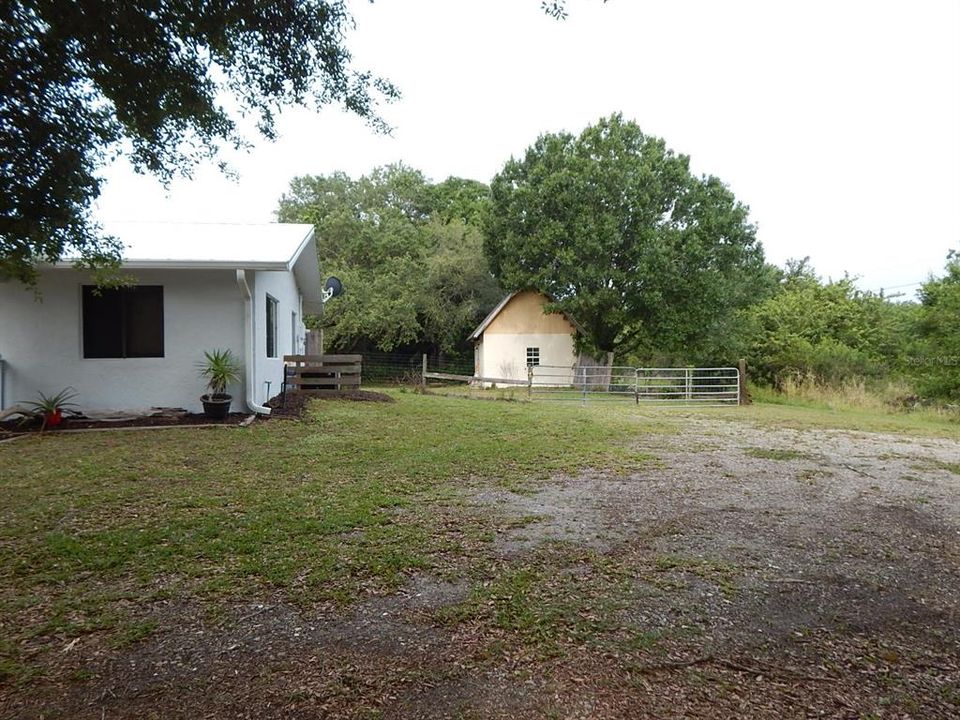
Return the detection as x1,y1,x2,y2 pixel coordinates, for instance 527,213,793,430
879,281,924,291
864,280,926,295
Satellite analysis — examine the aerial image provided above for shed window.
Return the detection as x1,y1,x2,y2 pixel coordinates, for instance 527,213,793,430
526,347,540,367
266,295,278,358
82,286,164,358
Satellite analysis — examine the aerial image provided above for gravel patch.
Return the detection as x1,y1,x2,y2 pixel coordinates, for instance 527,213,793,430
472,416,960,655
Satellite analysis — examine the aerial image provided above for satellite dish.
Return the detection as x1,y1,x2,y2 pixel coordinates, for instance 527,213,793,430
321,276,343,302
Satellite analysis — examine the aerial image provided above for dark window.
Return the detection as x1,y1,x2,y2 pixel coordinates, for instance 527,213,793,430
526,347,540,367
266,295,278,358
82,286,164,358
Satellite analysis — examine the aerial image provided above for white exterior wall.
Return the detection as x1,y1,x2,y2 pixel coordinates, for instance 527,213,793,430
478,332,577,386
0,269,245,413
251,270,305,407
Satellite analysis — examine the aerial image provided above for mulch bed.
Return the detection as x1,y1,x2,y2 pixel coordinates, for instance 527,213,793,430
0,411,253,437
316,390,394,403
0,390,394,438
264,392,311,418
264,390,394,418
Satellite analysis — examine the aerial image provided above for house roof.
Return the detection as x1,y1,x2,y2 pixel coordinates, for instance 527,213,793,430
60,222,323,311
468,290,581,341
99,221,316,269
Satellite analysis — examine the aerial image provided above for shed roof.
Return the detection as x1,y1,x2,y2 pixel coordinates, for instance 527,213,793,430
468,290,581,341
469,291,521,341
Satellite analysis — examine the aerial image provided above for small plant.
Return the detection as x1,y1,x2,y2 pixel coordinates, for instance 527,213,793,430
22,387,79,430
197,349,242,419
197,349,242,398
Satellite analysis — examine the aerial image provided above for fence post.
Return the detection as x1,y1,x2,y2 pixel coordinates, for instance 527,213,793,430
305,329,322,355
685,368,692,402
634,368,639,405
738,358,750,406
527,365,533,399
421,353,428,391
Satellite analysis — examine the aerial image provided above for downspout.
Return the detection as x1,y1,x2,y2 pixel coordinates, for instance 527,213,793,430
236,270,272,415
298,294,304,353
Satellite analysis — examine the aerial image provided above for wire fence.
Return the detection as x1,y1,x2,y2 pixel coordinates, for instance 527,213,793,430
359,351,472,386
323,350,740,407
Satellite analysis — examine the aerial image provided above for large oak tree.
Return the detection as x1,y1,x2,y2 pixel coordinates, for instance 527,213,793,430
277,165,501,357
1,0,398,284
484,114,768,360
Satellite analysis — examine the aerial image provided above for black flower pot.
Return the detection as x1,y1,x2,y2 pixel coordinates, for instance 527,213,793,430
200,394,232,420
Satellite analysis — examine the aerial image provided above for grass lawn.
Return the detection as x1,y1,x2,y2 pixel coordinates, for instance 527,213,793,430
0,391,661,682
1,391,958,717
430,383,960,440
730,393,960,439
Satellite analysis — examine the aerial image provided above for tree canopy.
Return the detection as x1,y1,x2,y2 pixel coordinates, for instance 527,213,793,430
277,165,501,357
736,260,916,388
484,114,767,359
0,0,588,286
1,0,398,284
913,251,960,401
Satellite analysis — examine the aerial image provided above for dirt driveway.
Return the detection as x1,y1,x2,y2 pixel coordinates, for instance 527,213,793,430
5,415,960,719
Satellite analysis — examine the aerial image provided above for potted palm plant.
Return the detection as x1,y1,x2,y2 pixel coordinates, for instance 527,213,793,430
23,387,79,430
198,349,242,419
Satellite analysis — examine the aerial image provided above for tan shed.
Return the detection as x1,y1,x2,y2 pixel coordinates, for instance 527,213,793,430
468,290,580,386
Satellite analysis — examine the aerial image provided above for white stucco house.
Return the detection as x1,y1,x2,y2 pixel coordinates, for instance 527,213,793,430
0,222,321,415
469,290,580,386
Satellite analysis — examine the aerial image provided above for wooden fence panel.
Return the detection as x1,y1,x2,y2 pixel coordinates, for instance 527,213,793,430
283,354,362,394
284,354,362,363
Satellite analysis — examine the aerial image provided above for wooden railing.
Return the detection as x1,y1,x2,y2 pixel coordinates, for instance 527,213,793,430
283,354,362,395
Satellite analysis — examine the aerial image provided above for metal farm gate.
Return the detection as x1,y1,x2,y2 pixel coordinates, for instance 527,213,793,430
423,357,741,407
529,365,741,406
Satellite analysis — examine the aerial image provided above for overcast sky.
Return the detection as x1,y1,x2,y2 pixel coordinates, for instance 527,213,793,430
93,0,960,298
